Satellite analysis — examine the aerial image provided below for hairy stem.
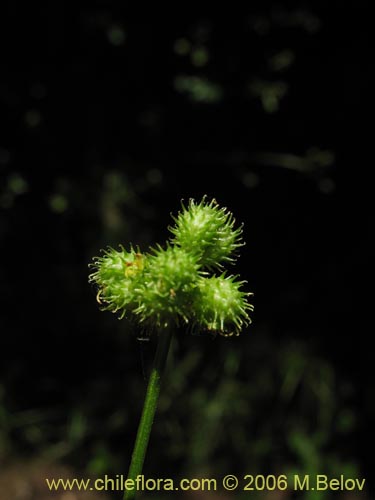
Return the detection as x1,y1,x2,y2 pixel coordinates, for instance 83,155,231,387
124,328,173,500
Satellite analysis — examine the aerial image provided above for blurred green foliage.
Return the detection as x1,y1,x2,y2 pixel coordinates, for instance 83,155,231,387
0,331,359,499
174,76,223,103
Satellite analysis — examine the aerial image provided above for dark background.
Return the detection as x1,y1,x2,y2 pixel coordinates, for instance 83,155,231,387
0,3,372,499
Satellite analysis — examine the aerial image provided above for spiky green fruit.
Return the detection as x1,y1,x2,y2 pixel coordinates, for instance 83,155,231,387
134,245,200,328
89,246,145,318
193,275,253,335
169,197,243,269
89,197,254,336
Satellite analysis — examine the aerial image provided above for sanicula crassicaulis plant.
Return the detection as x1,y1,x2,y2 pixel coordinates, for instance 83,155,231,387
89,197,254,500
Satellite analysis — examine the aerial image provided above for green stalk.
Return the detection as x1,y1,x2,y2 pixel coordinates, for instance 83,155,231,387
124,328,173,500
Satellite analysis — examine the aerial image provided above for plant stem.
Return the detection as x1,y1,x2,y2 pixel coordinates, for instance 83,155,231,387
124,328,173,500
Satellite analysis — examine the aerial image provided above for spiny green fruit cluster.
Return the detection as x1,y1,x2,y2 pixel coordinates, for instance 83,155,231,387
169,198,243,269
89,198,253,335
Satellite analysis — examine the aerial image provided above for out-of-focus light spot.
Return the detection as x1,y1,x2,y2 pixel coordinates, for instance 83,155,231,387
191,46,209,67
1,173,28,208
249,80,288,113
295,10,321,33
318,178,335,194
107,25,126,46
306,148,335,168
250,148,334,174
174,75,223,103
146,169,162,185
0,148,11,164
242,172,259,189
30,82,46,99
8,173,28,194
174,38,191,55
24,109,42,128
250,9,320,34
268,50,295,72
272,8,321,33
49,194,68,213
337,409,356,433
